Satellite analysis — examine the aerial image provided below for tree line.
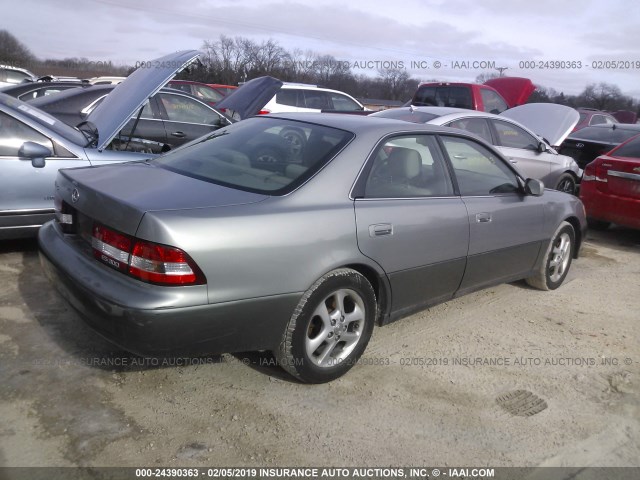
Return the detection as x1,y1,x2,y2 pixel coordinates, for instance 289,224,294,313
1,29,638,113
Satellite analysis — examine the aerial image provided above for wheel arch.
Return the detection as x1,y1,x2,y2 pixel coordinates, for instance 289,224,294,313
563,215,583,258
343,262,391,326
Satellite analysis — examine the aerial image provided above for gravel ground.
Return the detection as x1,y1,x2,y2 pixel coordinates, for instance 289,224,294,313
0,227,639,468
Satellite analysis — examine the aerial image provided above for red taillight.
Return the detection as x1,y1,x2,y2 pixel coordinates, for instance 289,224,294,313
582,160,609,187
258,109,271,115
92,224,132,272
91,224,205,286
129,240,205,285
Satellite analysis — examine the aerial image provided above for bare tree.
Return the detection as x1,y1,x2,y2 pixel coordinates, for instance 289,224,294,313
0,29,36,67
378,67,411,100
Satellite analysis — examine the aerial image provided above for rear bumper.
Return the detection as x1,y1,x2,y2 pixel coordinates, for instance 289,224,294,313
581,184,640,230
38,221,300,356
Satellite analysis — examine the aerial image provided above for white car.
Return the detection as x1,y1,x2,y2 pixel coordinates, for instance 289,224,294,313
87,76,126,85
372,104,582,194
0,65,37,89
261,83,367,114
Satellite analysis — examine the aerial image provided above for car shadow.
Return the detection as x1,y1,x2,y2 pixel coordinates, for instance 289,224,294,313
585,225,640,252
232,351,301,383
0,237,38,254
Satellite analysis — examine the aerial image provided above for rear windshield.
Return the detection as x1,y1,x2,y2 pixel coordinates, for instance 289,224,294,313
371,109,440,123
413,86,473,109
611,134,640,158
568,126,640,143
152,117,353,195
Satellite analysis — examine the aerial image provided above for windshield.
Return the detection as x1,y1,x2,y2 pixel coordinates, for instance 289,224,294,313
0,93,87,146
152,117,354,195
371,109,440,123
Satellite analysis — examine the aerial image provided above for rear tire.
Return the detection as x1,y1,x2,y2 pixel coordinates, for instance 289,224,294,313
587,218,611,231
275,268,376,383
555,173,577,195
526,221,575,291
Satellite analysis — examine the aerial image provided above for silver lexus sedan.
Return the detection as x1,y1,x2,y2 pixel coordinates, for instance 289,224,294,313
39,113,586,383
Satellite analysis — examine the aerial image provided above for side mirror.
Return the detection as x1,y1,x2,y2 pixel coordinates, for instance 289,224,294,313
18,141,51,168
537,141,548,153
524,178,544,196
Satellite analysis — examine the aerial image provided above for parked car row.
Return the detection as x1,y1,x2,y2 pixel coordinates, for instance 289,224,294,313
39,111,586,383
2,50,635,384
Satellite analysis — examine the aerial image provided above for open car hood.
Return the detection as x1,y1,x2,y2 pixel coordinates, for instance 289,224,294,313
500,103,580,147
214,76,283,121
484,77,535,108
86,50,201,151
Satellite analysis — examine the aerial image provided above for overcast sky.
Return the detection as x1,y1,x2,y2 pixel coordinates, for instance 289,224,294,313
3,0,640,97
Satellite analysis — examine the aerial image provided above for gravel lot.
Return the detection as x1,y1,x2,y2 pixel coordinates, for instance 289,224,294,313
0,227,639,468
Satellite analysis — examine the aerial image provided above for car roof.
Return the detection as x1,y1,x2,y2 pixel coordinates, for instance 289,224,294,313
168,80,213,86
0,81,92,95
280,84,353,95
0,64,35,75
265,112,462,136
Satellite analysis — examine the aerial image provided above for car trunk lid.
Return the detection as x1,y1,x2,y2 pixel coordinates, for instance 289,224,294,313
500,103,580,147
484,77,535,108
56,162,268,236
594,155,640,199
214,76,283,121
86,50,201,151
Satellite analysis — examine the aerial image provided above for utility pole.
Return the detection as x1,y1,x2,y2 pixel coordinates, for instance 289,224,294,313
496,67,508,77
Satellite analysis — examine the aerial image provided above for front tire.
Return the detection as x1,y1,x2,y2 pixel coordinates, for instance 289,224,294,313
526,221,575,291
275,268,376,383
555,173,577,195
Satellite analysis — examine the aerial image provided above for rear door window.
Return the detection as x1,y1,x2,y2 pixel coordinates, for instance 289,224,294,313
364,135,454,198
492,120,538,150
328,93,361,111
446,118,493,144
159,94,220,124
275,89,300,107
302,90,331,110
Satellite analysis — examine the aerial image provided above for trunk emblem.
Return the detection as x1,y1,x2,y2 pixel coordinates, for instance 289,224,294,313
634,167,640,173
71,188,80,203
576,143,584,148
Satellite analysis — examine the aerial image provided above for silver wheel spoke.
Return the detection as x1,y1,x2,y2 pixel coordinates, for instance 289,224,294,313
549,232,571,282
340,331,360,349
306,328,331,358
316,341,339,366
304,288,368,368
344,303,365,325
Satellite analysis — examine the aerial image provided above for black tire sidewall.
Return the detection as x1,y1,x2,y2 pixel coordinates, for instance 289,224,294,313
556,173,576,195
545,224,575,290
287,271,376,383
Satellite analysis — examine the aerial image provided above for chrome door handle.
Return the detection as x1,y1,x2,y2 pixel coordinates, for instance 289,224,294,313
475,213,492,223
369,223,393,237
171,131,186,138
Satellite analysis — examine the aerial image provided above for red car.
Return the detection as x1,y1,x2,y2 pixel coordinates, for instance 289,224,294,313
411,77,535,114
208,83,238,96
580,133,640,230
166,80,226,106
